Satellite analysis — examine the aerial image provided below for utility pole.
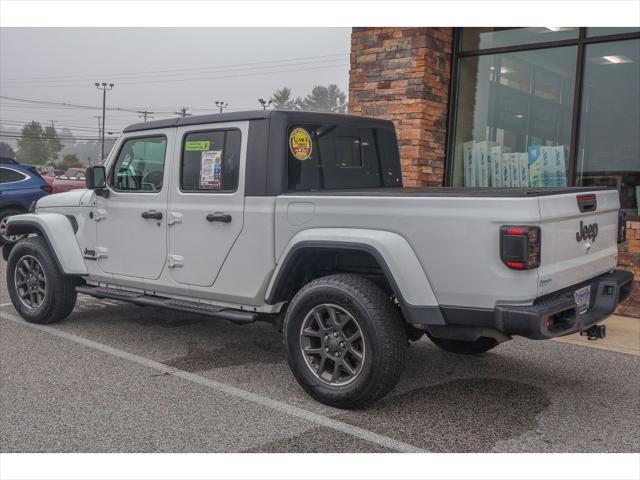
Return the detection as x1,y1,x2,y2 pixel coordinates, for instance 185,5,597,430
95,82,114,163
258,98,272,110
137,110,154,122
215,100,228,114
174,106,191,117
93,116,102,166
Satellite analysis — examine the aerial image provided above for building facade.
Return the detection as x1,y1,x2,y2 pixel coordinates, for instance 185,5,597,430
349,27,640,317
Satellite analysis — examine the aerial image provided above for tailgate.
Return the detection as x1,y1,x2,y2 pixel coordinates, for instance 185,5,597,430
537,189,619,297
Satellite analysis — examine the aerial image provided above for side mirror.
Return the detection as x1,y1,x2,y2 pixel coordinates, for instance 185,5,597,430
86,166,109,197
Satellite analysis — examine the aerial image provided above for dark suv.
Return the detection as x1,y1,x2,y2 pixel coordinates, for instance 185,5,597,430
0,161,52,245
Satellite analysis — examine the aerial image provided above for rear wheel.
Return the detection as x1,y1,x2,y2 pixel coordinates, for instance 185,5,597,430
284,274,407,408
0,208,26,245
7,236,78,324
426,333,498,355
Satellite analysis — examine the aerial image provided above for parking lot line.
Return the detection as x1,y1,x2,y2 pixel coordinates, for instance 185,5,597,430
0,310,424,453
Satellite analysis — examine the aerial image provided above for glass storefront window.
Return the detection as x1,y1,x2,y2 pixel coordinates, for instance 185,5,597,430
576,39,640,218
461,27,578,51
452,46,577,188
587,27,640,37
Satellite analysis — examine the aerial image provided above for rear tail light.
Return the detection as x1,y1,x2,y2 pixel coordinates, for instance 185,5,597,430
500,225,541,270
40,184,52,193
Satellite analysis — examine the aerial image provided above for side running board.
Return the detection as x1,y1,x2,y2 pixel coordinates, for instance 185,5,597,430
75,285,257,324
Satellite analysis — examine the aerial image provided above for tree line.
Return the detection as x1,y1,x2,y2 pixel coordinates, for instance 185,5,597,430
0,122,84,168
1,122,105,169
269,84,347,113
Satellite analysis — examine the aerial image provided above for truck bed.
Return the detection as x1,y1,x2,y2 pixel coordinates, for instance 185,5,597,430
284,186,615,197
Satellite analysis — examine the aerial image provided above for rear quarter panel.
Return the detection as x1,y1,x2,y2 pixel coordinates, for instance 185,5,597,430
275,195,542,309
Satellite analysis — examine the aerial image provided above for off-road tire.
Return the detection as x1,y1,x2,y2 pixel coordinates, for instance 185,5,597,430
427,333,498,355
0,208,26,245
284,273,408,408
7,236,77,324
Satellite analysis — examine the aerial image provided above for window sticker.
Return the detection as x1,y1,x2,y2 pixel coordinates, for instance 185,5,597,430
289,127,313,161
186,140,211,151
200,150,222,189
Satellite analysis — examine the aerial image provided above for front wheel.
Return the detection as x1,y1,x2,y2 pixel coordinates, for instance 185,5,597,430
284,274,408,408
426,333,498,355
7,236,78,324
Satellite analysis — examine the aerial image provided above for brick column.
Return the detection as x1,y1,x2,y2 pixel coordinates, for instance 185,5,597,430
349,28,453,187
617,220,640,318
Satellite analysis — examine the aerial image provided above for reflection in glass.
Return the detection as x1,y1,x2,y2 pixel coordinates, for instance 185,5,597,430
577,39,640,218
461,27,578,51
587,27,640,37
452,47,576,188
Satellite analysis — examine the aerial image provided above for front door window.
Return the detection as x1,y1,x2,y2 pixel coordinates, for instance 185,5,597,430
111,136,167,192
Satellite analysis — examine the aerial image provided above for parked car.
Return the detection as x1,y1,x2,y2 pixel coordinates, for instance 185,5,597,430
63,167,86,179
31,166,56,188
0,163,52,244
35,165,56,178
3,111,634,408
48,167,87,193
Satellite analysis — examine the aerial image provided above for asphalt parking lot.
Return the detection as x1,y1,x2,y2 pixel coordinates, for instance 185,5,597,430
1,259,639,453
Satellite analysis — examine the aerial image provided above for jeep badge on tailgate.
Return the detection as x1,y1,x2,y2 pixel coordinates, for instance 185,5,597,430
576,221,598,242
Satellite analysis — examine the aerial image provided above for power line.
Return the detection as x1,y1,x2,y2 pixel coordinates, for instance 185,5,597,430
0,62,349,88
1,53,349,82
0,96,260,116
137,110,154,122
0,121,122,134
0,57,349,86
174,107,191,117
0,95,145,113
0,133,114,141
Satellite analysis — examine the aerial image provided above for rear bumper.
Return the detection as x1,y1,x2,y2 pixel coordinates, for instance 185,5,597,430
434,269,634,340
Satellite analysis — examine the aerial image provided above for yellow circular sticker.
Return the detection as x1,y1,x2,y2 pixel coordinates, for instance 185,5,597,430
289,127,313,161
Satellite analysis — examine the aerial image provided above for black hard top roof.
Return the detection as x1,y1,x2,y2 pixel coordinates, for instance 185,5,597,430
123,110,394,133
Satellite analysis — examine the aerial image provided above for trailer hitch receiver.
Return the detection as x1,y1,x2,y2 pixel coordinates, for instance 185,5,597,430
580,324,606,341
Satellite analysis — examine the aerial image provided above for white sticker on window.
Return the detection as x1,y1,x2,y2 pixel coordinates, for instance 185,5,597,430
200,150,222,189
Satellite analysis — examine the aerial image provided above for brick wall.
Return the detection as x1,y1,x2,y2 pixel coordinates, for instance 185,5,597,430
349,27,453,186
617,220,640,318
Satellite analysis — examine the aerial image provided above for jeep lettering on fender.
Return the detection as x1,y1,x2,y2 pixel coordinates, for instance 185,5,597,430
576,221,598,242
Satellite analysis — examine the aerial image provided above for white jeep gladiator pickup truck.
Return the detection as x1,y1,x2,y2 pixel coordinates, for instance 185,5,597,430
4,110,634,408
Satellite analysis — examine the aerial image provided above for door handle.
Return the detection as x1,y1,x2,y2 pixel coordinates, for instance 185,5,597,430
206,213,232,223
141,210,163,220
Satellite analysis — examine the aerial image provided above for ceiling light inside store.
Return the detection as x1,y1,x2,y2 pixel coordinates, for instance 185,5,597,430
590,55,634,65
544,27,574,32
602,55,633,64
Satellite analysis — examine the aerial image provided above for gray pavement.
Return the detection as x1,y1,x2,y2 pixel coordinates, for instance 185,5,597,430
1,259,639,452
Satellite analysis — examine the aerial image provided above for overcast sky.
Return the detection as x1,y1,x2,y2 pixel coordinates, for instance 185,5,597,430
0,28,351,137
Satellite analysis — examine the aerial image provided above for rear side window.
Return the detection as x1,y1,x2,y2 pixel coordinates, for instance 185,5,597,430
181,129,241,192
287,124,402,192
0,167,27,184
